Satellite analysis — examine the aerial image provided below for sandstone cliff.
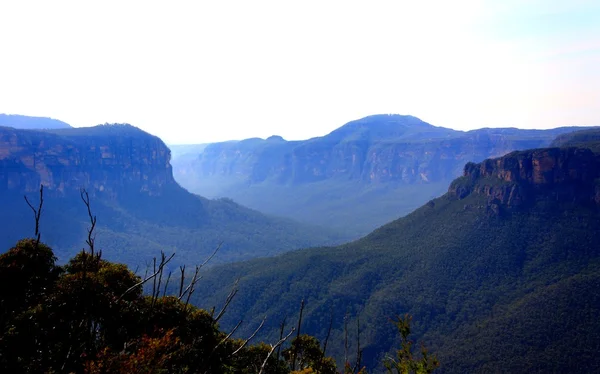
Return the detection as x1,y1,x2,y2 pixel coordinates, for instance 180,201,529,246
178,115,585,187
449,147,600,210
0,124,174,197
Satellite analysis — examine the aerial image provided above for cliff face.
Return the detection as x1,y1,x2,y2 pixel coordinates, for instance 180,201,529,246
180,116,583,187
449,147,600,209
0,124,175,197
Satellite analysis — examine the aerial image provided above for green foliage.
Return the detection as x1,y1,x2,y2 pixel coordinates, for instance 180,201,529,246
191,168,600,372
384,315,439,374
0,183,344,269
0,236,437,373
550,127,600,153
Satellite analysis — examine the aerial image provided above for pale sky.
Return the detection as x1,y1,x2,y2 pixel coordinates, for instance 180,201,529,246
1,1,599,144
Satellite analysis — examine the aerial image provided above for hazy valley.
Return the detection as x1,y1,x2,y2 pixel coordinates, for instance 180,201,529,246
172,115,585,237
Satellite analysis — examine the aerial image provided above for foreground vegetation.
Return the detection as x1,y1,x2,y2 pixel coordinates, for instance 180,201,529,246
0,237,439,373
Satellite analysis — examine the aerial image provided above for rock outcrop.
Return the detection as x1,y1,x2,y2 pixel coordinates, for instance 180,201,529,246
449,147,600,209
0,124,175,197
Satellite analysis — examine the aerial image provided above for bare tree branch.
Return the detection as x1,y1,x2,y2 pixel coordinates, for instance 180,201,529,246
318,305,334,373
258,327,296,374
344,313,349,365
24,184,43,245
232,316,266,356
80,188,97,256
353,315,362,373
276,315,287,362
162,270,172,297
117,252,175,301
213,319,243,352
178,265,186,298
214,279,239,322
291,299,305,371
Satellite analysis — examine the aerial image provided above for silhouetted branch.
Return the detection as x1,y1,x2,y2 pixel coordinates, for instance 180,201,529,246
162,270,172,297
117,251,175,301
353,315,362,373
318,305,334,372
213,319,243,352
276,315,287,362
80,189,97,256
184,265,202,311
258,327,296,374
291,299,305,371
178,265,186,298
24,184,44,245
232,316,266,355
344,313,349,365
214,279,239,322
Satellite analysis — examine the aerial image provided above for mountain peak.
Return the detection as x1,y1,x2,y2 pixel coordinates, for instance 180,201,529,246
326,114,456,142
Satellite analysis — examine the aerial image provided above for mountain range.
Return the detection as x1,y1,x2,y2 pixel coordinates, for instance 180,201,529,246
172,114,587,237
190,137,600,373
2,113,600,372
0,120,344,267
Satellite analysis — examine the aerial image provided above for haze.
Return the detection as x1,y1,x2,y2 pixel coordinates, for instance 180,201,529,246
1,0,599,144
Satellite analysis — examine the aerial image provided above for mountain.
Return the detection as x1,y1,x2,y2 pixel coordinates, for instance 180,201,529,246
0,113,72,129
190,145,600,373
551,127,600,153
172,114,588,237
0,124,344,267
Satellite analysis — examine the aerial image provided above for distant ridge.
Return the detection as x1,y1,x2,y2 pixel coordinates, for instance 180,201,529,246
171,114,590,236
0,114,72,129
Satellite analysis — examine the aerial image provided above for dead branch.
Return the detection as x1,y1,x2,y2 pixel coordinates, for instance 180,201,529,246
80,189,97,256
117,251,175,301
344,313,349,365
179,242,223,300
258,327,296,374
318,305,334,372
214,279,239,322
184,266,202,311
212,319,243,352
353,315,362,373
24,184,44,245
276,315,287,362
291,299,305,371
179,265,200,301
232,316,266,356
162,271,172,297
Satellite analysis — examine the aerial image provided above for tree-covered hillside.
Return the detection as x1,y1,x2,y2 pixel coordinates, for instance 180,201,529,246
0,125,345,267
190,146,600,373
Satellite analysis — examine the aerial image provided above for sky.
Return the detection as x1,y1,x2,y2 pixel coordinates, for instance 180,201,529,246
0,1,599,144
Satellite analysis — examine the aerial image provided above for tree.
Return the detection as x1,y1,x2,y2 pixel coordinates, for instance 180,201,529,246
384,314,439,374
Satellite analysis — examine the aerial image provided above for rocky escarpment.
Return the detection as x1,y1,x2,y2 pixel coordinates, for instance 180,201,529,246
0,124,175,197
449,147,600,210
181,115,584,187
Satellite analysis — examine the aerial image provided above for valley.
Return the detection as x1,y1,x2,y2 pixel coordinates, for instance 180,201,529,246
172,115,585,236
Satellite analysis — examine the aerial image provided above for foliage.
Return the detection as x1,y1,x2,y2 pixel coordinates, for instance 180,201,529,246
191,161,600,372
383,315,438,374
0,236,433,373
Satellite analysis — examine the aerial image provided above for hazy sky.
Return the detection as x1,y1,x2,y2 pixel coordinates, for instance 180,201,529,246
1,1,599,144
